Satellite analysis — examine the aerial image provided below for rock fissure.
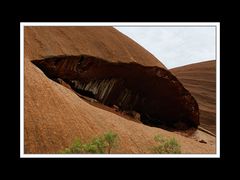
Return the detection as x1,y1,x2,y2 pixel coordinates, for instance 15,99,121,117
32,54,199,130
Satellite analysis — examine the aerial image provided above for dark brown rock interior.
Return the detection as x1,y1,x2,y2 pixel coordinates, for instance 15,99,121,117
32,55,199,130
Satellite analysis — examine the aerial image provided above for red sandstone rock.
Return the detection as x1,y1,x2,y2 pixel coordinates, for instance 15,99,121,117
171,61,216,134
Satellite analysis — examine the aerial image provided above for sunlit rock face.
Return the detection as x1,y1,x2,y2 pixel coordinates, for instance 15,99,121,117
32,54,199,130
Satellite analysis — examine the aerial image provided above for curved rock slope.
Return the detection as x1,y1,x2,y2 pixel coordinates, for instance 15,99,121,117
171,60,216,134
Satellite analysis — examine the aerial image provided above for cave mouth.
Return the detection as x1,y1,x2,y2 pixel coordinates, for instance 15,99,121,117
32,54,199,130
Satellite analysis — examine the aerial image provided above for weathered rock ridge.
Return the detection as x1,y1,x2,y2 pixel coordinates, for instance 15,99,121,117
171,60,216,134
32,54,199,130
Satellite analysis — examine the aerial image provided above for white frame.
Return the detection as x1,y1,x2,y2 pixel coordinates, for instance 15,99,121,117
20,22,220,158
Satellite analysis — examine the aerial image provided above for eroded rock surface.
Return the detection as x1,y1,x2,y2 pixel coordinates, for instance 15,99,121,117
171,60,216,134
32,54,199,130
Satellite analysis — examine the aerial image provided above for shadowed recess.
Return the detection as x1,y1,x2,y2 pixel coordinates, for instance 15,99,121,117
32,55,199,130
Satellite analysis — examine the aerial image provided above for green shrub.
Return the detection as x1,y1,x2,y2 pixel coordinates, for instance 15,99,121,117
60,139,84,154
60,131,118,154
103,131,118,154
152,135,181,154
90,137,107,153
60,132,180,154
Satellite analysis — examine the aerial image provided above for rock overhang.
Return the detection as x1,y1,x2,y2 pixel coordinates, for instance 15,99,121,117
32,54,200,130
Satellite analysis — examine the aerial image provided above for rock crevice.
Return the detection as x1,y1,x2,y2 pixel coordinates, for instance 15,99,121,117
32,54,199,130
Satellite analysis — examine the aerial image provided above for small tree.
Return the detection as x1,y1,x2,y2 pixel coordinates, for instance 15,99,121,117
90,137,107,153
103,131,118,154
60,139,84,154
82,143,99,154
152,135,181,154
60,131,118,154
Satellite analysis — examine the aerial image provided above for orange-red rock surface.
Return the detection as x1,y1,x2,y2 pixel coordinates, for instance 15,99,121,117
171,60,216,134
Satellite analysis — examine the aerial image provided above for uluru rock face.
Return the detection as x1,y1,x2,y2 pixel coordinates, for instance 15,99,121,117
24,27,214,154
171,60,216,134
24,26,166,68
32,54,199,130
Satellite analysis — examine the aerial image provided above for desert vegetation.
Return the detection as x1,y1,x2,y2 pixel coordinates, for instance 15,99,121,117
151,135,181,154
60,131,118,154
60,132,181,154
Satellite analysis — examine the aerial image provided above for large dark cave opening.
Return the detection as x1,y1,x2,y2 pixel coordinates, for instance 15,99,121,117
32,54,199,130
